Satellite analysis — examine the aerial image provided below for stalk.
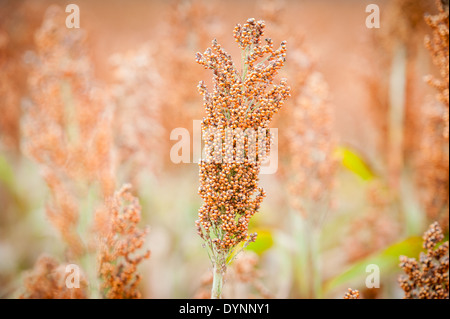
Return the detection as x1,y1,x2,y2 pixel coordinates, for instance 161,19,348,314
389,42,423,236
195,18,290,300
211,260,225,299
299,217,322,299
308,225,322,298
78,184,100,298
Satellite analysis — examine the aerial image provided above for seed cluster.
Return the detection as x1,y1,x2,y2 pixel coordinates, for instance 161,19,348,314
424,0,449,139
110,45,164,182
22,6,115,258
399,222,449,299
343,288,360,299
418,0,450,231
288,70,337,224
96,184,150,299
21,255,88,299
195,18,290,256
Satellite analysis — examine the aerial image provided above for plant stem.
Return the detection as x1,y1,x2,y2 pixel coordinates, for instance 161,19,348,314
211,261,225,299
293,211,323,298
387,42,406,192
308,225,322,298
242,45,251,81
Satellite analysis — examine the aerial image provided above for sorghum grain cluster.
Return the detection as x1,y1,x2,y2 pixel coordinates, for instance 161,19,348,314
399,222,449,299
96,184,150,299
343,288,360,299
21,255,88,299
424,0,449,137
195,18,290,261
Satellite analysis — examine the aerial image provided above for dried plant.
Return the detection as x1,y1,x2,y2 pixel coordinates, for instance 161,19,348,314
343,288,360,299
416,0,449,229
19,6,151,300
0,30,21,152
4,0,449,301
110,45,163,182
96,184,150,299
416,99,449,229
359,0,432,186
424,0,449,137
0,1,36,153
167,0,221,51
287,70,337,225
20,255,88,299
283,48,337,298
156,0,225,170
23,5,115,195
345,181,400,262
383,0,433,52
399,222,449,299
195,18,289,298
41,168,85,257
226,251,273,299
21,6,115,258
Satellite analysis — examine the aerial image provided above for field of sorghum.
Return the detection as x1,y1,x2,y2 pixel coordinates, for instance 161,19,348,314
0,0,448,299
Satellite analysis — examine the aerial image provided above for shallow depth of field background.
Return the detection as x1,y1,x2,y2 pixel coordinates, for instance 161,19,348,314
0,0,448,298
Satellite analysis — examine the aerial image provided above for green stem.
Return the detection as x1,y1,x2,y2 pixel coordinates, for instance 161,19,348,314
211,261,225,299
307,225,322,299
241,45,251,81
296,215,322,299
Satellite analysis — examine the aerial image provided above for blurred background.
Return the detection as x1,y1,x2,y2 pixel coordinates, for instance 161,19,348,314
0,0,448,299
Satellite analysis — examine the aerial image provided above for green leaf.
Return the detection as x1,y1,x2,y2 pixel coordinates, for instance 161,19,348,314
246,229,274,255
335,146,375,181
0,154,15,191
0,154,29,214
323,236,423,293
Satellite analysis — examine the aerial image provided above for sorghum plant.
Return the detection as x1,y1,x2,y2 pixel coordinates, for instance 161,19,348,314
20,6,150,299
22,6,115,257
0,1,36,153
416,0,449,230
417,98,450,230
0,29,21,152
194,251,272,299
96,184,150,299
226,251,272,299
345,181,400,262
110,45,163,183
20,255,88,299
156,0,225,171
399,222,449,299
343,288,360,299
286,52,337,298
288,71,336,224
424,0,449,137
195,18,290,298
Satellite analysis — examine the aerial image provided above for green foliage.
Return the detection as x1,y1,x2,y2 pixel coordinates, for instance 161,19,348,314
336,146,375,181
0,154,27,213
246,229,274,255
0,154,15,191
324,236,423,294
